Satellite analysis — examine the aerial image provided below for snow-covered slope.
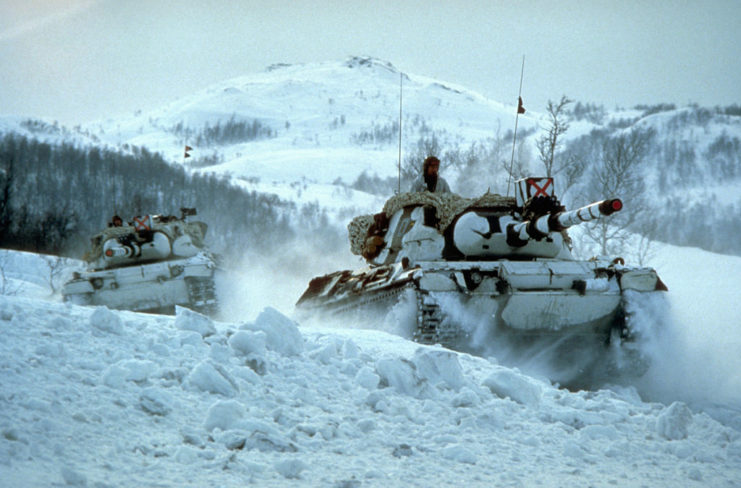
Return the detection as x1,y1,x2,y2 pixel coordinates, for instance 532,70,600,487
91,57,520,180
4,57,740,196
64,56,540,211
1,243,739,487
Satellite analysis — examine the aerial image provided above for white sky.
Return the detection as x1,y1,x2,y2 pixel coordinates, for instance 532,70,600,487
1,0,739,126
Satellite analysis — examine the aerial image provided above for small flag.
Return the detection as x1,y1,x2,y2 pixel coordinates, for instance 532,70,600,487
517,97,526,114
184,145,193,158
133,215,152,231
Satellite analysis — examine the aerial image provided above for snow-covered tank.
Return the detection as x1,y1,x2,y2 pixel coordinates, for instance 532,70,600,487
296,178,668,385
63,208,219,315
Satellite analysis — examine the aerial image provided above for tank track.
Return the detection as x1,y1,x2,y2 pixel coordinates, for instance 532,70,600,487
414,293,442,344
185,276,218,316
413,291,468,348
331,284,408,316
330,284,466,347
309,282,468,349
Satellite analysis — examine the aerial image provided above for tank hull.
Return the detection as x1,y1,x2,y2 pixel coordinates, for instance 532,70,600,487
296,258,664,385
62,253,218,315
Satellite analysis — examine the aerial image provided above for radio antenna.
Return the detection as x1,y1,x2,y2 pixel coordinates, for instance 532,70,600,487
397,72,403,194
507,55,526,197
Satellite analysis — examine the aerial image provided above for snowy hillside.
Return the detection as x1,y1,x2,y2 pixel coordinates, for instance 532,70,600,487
4,57,740,197
88,57,519,183
1,241,740,487
3,57,539,207
81,57,741,207
3,56,740,257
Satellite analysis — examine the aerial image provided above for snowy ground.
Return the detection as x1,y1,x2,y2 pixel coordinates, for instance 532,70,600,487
0,246,740,487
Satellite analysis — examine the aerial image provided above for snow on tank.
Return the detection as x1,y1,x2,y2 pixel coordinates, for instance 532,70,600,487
296,178,668,388
63,208,219,316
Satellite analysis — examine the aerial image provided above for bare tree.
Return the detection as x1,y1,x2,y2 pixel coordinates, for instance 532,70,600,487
534,96,587,200
42,254,73,296
557,153,588,203
0,265,23,296
635,232,656,267
0,153,13,245
581,127,656,255
536,96,573,178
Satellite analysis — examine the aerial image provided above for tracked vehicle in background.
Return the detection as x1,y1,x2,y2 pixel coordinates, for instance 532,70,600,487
296,178,668,385
63,208,219,316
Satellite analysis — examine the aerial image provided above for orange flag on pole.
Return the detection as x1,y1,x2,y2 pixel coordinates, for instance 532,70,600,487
517,97,526,114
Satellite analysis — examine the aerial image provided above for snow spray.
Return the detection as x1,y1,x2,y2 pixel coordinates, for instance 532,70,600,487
626,290,741,427
431,292,610,388
215,239,358,323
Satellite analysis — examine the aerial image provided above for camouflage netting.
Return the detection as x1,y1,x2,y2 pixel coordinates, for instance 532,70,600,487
347,215,377,256
348,192,515,256
84,220,207,262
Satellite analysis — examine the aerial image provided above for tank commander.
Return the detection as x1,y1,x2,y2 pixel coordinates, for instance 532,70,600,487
410,155,452,193
109,215,123,227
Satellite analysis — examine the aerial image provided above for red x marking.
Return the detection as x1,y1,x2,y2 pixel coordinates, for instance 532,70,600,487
529,178,553,197
134,215,151,231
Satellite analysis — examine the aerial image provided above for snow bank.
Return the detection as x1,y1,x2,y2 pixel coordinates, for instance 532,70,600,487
0,249,76,298
483,366,543,407
1,292,739,487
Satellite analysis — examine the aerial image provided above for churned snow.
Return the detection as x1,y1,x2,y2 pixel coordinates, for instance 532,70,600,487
1,246,740,487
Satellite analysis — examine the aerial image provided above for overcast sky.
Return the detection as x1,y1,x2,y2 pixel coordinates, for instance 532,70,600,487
1,0,739,126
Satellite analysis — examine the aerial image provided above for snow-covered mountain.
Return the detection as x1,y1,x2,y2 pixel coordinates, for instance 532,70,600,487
90,57,517,179
85,57,741,206
75,56,529,219
1,243,740,487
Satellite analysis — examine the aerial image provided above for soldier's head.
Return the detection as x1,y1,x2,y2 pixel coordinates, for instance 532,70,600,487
423,156,440,177
112,215,123,227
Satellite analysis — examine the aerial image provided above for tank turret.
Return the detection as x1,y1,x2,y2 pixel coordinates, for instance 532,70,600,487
351,177,623,265
452,195,623,259
296,177,667,388
63,208,219,316
86,210,208,271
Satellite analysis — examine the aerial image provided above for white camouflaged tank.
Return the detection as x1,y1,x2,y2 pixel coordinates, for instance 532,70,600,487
296,178,668,388
63,209,219,316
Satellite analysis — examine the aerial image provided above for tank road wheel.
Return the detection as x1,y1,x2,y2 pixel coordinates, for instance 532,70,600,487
185,276,219,316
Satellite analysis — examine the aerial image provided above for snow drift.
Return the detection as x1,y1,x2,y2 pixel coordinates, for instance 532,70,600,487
1,245,740,487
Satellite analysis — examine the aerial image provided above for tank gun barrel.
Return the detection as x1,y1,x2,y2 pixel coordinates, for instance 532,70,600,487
507,198,622,247
553,199,623,229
